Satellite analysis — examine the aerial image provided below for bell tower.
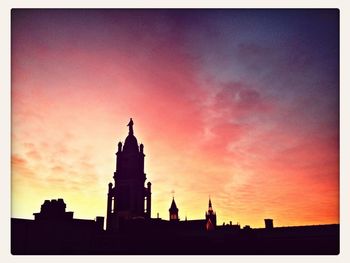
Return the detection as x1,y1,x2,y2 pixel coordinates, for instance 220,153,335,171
106,118,152,232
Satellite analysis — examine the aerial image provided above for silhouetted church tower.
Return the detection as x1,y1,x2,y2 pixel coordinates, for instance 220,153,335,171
169,198,179,221
205,198,216,230
106,118,152,231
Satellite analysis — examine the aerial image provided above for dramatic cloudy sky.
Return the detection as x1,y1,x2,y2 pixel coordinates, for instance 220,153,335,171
11,9,339,227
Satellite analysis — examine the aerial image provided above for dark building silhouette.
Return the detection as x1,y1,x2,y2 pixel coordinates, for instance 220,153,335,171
265,218,274,229
33,198,73,221
11,118,340,255
169,197,179,221
12,199,103,254
106,118,152,232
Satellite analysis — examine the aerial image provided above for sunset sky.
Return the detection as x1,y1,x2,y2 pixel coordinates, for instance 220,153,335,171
11,9,339,228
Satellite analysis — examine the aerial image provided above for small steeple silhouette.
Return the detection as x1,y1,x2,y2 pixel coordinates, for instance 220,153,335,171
205,197,216,230
208,197,213,213
169,197,179,221
170,197,178,212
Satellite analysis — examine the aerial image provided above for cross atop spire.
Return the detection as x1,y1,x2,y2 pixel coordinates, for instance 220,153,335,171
127,118,134,135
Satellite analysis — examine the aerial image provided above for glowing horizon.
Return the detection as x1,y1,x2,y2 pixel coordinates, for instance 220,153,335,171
11,9,339,228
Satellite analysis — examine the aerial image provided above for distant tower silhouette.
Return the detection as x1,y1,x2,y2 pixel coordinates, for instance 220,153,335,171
205,198,216,230
169,198,179,221
106,118,152,231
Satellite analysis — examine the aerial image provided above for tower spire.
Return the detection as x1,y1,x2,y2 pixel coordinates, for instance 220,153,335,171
205,196,216,230
208,197,214,214
169,197,179,221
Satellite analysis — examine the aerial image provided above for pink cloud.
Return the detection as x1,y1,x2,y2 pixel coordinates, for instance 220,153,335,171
11,154,27,166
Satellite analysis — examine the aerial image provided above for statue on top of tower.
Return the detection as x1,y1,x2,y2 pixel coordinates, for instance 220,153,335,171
127,118,134,135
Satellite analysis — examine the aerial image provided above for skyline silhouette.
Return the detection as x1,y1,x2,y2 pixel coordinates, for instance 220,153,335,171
12,9,339,229
11,118,339,255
